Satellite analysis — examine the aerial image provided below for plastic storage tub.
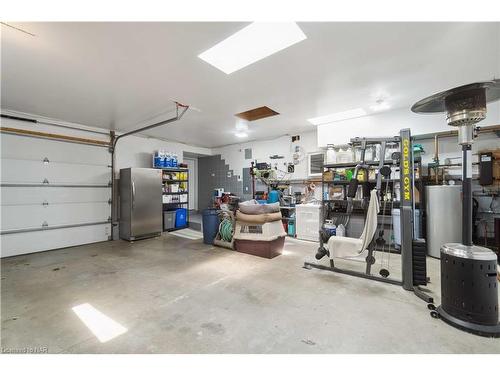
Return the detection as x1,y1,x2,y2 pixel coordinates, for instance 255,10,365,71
175,208,187,228
163,211,176,231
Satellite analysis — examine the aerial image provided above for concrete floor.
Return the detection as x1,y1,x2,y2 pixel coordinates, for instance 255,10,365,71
1,235,499,354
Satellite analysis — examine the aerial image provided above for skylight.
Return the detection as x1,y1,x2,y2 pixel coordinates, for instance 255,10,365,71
198,22,307,74
307,108,368,125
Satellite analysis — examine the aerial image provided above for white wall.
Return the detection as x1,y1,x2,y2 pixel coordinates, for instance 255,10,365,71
114,135,211,177
212,131,319,181
317,102,500,147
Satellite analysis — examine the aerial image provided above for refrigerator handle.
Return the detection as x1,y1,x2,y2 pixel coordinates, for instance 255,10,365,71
132,179,136,209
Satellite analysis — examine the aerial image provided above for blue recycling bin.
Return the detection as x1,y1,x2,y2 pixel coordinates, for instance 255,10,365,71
202,209,220,245
175,208,187,228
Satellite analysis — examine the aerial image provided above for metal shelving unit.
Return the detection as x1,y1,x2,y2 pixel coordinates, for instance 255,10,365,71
159,167,189,232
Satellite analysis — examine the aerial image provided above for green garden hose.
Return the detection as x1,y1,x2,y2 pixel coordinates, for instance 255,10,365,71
218,218,233,242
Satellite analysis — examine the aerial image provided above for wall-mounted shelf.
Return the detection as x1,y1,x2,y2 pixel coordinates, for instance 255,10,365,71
323,160,394,169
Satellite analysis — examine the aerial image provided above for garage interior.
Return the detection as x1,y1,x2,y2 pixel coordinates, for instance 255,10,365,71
1,21,500,355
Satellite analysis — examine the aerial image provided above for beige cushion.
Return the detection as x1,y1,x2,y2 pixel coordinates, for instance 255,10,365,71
236,210,282,224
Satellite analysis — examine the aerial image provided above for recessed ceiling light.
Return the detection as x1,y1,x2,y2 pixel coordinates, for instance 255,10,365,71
307,108,367,126
370,99,391,112
235,119,249,132
235,132,249,138
198,22,307,74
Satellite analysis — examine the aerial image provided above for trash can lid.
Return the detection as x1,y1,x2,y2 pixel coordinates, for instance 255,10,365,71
441,243,497,261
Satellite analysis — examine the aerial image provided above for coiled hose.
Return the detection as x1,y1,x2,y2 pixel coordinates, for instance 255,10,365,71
218,217,233,242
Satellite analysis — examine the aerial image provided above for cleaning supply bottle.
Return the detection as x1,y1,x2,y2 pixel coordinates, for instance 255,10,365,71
165,152,172,168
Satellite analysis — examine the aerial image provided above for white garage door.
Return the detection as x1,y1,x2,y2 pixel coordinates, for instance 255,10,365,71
1,131,112,257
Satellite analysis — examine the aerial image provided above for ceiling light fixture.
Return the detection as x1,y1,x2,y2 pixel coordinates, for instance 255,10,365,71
370,99,391,112
198,22,307,74
307,108,367,126
235,119,249,132
235,132,249,138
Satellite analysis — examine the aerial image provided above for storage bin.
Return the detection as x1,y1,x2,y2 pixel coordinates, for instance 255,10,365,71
175,208,187,228
163,211,176,231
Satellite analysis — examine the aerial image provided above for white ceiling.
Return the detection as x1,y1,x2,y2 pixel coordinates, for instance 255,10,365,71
1,22,499,148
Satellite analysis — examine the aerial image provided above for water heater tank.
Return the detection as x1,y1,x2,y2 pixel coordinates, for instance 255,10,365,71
425,185,462,258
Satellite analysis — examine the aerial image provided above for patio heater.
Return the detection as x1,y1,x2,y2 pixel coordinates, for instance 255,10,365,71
411,80,500,337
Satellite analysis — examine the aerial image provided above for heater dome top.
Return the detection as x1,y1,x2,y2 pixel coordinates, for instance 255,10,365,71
411,80,500,114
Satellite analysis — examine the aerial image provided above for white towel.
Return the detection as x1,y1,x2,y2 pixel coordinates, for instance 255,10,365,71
327,189,380,259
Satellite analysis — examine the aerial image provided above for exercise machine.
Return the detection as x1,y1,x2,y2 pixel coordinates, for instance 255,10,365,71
304,129,430,302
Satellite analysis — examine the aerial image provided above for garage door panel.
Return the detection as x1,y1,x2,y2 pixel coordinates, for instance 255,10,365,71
0,224,111,258
1,133,110,165
1,202,110,231
0,130,112,257
1,186,111,205
1,159,110,185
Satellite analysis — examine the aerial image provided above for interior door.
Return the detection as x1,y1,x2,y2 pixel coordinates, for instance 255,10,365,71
130,168,162,236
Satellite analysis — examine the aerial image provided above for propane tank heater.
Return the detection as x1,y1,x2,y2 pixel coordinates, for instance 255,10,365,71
412,80,500,337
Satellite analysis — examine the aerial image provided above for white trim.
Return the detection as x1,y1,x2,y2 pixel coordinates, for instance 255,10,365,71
183,157,198,211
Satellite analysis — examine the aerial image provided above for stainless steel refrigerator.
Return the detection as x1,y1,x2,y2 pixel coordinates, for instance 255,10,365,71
119,168,162,241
